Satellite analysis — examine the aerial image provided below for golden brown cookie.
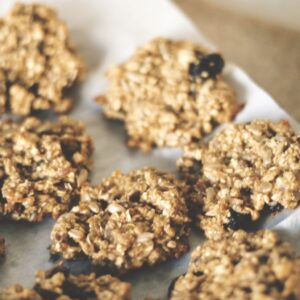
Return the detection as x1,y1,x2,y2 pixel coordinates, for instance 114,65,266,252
50,168,190,272
178,120,300,239
97,37,240,150
0,3,85,116
170,230,300,300
0,117,93,221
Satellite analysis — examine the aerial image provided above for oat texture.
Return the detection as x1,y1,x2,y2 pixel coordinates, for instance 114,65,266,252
0,265,131,300
0,116,93,222
0,3,85,116
170,230,300,300
0,235,5,256
97,37,239,150
178,120,300,239
50,168,190,272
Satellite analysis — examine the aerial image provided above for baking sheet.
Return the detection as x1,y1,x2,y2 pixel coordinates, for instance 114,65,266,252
0,0,300,299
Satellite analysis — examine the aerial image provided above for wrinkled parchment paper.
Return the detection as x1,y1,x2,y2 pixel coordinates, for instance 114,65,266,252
0,1,299,299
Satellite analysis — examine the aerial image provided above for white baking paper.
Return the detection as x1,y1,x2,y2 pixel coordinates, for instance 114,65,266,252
0,1,299,299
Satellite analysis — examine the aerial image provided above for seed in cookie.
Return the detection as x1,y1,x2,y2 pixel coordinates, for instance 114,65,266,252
0,264,131,300
169,230,300,300
97,37,240,150
0,235,5,257
0,117,93,222
0,3,85,116
177,120,300,239
50,168,190,272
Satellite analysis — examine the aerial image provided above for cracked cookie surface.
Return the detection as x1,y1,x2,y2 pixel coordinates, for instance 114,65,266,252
0,117,93,221
170,230,300,300
0,265,131,300
0,3,85,116
178,120,300,239
97,37,240,150
50,168,190,272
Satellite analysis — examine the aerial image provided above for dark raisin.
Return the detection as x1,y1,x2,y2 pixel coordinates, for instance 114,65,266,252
46,265,70,278
244,160,253,168
188,90,196,97
34,288,59,300
61,140,80,162
14,203,25,214
267,203,283,213
49,252,61,263
99,199,108,210
189,63,202,77
242,287,252,294
29,83,39,94
266,127,277,137
70,195,80,207
56,181,66,190
282,144,290,152
259,255,269,263
16,163,33,178
38,41,45,53
61,280,96,299
265,280,284,293
211,119,220,129
189,53,224,80
32,12,47,23
223,156,231,165
129,191,141,202
240,187,252,199
246,244,257,252
224,208,252,230
113,193,122,200
193,271,204,276
67,238,79,247
280,252,292,259
191,160,202,175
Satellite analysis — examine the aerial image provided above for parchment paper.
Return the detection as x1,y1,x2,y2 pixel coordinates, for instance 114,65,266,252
0,1,299,299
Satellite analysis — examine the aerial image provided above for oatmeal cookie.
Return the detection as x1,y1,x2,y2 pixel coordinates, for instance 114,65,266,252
0,116,93,221
97,37,240,150
50,168,190,272
0,265,131,300
0,3,85,116
178,120,300,239
170,230,300,300
0,235,4,256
